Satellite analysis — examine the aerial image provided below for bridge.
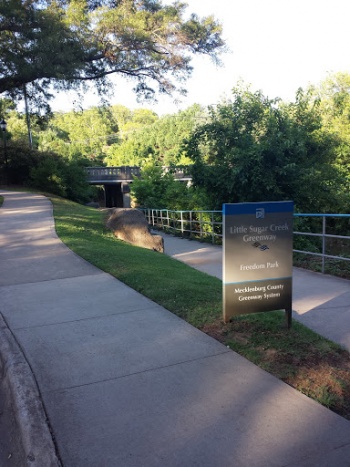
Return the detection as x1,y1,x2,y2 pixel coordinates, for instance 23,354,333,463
85,166,192,208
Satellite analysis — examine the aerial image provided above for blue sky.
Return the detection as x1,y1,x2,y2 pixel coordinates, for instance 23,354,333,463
52,0,350,114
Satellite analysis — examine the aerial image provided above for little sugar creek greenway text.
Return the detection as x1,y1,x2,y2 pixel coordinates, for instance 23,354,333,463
229,223,289,243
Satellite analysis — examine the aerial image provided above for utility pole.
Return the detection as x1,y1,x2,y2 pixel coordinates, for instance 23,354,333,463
0,119,8,185
23,85,33,149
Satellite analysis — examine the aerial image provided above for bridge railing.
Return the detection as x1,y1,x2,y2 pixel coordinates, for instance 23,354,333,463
85,166,141,182
85,165,192,183
161,166,193,181
142,208,350,275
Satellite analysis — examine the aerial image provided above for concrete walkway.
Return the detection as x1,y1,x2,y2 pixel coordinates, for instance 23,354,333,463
160,233,350,353
1,190,350,467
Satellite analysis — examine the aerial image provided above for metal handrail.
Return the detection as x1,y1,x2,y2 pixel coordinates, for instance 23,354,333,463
293,213,350,273
143,208,223,244
142,209,350,274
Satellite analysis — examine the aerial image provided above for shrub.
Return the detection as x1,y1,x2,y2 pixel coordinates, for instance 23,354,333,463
0,139,93,203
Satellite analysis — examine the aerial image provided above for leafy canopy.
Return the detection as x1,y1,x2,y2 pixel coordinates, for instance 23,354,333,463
105,104,204,166
183,84,344,212
0,0,225,104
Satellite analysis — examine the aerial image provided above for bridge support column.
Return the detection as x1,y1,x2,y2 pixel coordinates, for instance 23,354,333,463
122,183,131,208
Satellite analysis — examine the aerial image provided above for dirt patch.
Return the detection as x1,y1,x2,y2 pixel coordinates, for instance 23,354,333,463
200,316,350,420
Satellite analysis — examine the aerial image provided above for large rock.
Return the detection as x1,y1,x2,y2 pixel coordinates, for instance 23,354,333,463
106,208,164,253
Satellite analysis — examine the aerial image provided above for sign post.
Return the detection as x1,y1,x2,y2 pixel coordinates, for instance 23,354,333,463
223,201,294,325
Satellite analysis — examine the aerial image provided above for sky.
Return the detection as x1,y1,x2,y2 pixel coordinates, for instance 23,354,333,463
51,0,350,115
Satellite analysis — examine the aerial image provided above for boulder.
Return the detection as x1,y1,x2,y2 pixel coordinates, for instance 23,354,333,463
106,208,164,253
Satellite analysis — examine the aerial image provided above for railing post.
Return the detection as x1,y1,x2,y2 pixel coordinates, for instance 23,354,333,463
322,216,326,274
136,210,350,270
211,211,214,244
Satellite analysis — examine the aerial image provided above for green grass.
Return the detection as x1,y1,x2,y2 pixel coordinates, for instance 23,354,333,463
51,196,350,419
0,196,3,207
51,197,222,327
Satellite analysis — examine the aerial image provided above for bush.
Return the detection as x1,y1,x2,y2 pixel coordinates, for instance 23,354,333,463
30,158,66,196
131,162,210,210
0,139,94,203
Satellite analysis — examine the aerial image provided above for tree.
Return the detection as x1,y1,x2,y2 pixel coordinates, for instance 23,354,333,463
184,84,343,212
0,0,224,105
0,1,85,100
315,72,350,200
110,105,134,130
0,97,15,116
119,108,158,136
105,104,204,166
131,161,209,210
38,106,119,162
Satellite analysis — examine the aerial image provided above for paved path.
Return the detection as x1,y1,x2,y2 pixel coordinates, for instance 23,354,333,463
1,190,350,467
160,233,350,352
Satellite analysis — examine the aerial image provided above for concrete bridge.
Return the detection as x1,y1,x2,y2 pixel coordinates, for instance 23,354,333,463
85,166,191,208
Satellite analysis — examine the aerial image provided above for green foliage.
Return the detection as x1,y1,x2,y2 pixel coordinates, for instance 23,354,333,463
62,161,95,203
39,106,119,162
131,163,176,208
3,72,350,215
1,0,224,107
293,216,323,253
0,139,46,184
6,111,29,142
0,97,15,116
109,105,133,129
0,137,93,202
105,104,204,166
315,72,350,209
0,0,86,103
131,162,209,210
29,157,93,203
29,158,66,196
184,84,344,212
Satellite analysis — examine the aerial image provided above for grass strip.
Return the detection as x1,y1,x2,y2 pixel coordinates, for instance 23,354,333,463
51,196,350,420
51,197,222,327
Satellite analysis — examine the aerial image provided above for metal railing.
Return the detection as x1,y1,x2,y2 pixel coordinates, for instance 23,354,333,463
143,208,223,244
143,208,350,274
293,213,350,273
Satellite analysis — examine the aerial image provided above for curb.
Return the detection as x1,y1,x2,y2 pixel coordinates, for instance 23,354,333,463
0,313,61,466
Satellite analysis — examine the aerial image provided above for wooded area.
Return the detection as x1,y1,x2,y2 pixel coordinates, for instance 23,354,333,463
0,2,349,214
1,74,350,213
